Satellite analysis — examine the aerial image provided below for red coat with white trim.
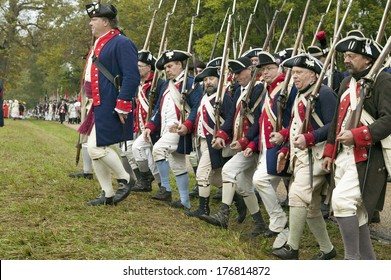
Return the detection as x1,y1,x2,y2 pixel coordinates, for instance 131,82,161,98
90,29,140,146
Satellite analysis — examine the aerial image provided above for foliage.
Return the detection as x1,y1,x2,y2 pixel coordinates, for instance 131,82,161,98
0,0,390,107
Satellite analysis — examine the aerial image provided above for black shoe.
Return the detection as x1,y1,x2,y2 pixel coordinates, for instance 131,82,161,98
198,203,230,229
189,185,199,198
151,187,172,202
131,180,152,192
280,197,289,208
86,191,115,206
273,244,299,260
169,200,189,209
131,171,153,192
113,179,133,204
185,196,210,217
264,228,279,238
212,188,222,200
312,248,337,260
233,193,247,223
371,210,380,224
69,170,93,180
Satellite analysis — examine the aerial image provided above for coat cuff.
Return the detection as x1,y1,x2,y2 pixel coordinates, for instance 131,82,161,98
238,137,249,151
303,133,316,147
215,130,230,144
279,128,289,142
145,122,157,134
116,98,132,113
182,120,193,134
323,143,335,158
247,141,257,152
277,146,289,158
351,126,373,148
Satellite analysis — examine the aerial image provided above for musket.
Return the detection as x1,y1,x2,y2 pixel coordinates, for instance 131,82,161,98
376,0,391,44
302,0,353,187
143,0,164,50
238,0,259,57
146,0,178,120
274,8,293,53
344,36,391,130
235,2,284,139
275,0,311,132
180,0,200,124
310,0,333,46
214,0,236,134
303,0,354,133
209,8,230,61
328,0,340,89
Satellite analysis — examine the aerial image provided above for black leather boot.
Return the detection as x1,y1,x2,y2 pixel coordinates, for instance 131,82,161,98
132,168,141,181
185,196,210,217
132,171,153,192
199,203,230,229
86,191,115,206
250,211,267,237
113,178,134,203
151,186,172,202
212,187,222,200
233,193,247,223
189,185,199,198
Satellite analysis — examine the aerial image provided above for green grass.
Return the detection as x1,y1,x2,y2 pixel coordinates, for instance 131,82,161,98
0,118,390,260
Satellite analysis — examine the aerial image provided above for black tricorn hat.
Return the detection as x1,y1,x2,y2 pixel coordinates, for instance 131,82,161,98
155,50,191,70
138,50,156,71
241,47,263,58
228,57,252,74
256,51,281,68
347,29,365,38
194,67,220,83
206,57,223,68
278,48,294,62
86,3,117,19
307,46,326,58
281,54,323,74
194,61,206,69
335,36,382,59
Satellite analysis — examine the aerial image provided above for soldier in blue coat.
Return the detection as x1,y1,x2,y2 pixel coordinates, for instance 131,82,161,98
199,57,267,234
143,50,203,209
271,54,337,260
185,66,233,217
81,3,140,206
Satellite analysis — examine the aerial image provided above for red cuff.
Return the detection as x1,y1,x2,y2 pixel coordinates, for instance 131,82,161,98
247,141,257,152
116,98,133,112
215,130,230,144
323,143,335,158
238,137,249,151
351,126,373,148
182,120,193,134
277,146,289,158
303,133,316,147
279,128,289,142
145,122,157,134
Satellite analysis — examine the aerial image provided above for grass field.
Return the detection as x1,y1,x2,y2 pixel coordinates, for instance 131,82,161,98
0,118,390,260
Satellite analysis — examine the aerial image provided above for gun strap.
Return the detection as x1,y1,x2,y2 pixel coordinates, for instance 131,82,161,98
91,55,117,89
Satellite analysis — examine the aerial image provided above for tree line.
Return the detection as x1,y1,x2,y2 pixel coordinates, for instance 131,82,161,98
0,0,389,107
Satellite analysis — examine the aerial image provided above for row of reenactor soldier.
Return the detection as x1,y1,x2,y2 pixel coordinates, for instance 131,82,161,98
79,3,391,260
